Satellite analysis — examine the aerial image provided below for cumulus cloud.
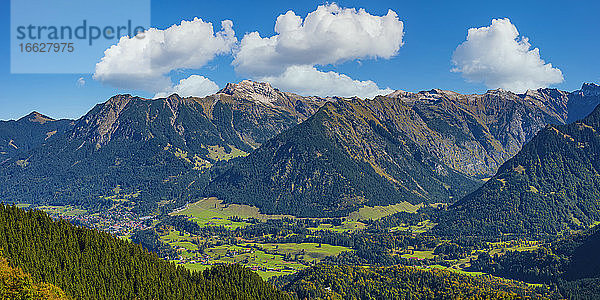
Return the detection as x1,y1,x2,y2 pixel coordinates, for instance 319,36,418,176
94,17,236,94
452,18,563,93
233,4,403,98
154,75,219,98
263,65,393,98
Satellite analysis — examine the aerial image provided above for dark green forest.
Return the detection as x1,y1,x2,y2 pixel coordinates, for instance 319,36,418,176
0,204,288,299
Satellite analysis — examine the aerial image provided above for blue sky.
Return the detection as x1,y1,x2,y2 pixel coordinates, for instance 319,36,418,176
1,0,599,120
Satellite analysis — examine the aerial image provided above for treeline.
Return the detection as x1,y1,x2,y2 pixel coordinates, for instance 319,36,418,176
0,204,289,299
0,138,210,215
131,228,178,259
274,264,551,299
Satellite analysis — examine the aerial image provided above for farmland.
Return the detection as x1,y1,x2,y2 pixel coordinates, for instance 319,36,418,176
12,197,556,286
159,228,352,279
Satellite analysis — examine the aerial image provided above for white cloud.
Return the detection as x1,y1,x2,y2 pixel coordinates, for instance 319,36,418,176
94,17,236,93
76,77,86,87
154,75,219,98
234,4,403,77
452,18,563,93
232,3,402,98
263,65,392,98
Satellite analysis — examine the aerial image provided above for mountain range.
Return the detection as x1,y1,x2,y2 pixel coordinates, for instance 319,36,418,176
206,83,600,217
1,82,600,220
0,81,325,213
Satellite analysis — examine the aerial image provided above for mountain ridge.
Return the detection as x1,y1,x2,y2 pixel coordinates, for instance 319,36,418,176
0,85,327,213
434,101,600,237
205,83,600,217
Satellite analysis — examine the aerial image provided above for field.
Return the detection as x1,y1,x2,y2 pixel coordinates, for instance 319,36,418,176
390,219,437,233
448,240,542,271
401,250,435,260
171,198,295,230
160,228,352,279
34,205,87,216
347,202,422,221
165,198,551,282
165,198,363,278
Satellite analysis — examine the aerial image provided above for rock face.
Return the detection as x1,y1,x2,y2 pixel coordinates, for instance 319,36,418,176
379,88,569,177
69,82,327,151
2,81,600,217
213,80,327,148
0,82,326,212
0,112,73,162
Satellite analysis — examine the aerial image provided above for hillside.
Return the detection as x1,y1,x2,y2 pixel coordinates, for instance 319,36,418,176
0,81,325,213
206,85,600,217
0,204,289,299
0,111,73,162
382,88,569,177
435,102,600,237
568,83,600,122
276,264,549,299
206,100,480,217
465,224,600,298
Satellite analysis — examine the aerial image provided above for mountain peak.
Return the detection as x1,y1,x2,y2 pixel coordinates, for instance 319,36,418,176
485,88,515,96
581,83,600,96
105,94,136,107
384,90,410,98
20,111,54,124
218,80,280,104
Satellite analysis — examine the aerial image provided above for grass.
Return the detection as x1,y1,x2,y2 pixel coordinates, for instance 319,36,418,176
35,205,87,216
307,221,366,233
254,243,352,262
198,244,310,279
347,202,422,221
162,227,352,280
390,220,436,233
172,241,198,251
161,229,194,242
206,145,248,161
171,198,294,230
400,250,435,260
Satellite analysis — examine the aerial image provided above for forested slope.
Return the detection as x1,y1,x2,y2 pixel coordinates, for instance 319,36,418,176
276,264,549,299
0,205,289,299
435,103,600,237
